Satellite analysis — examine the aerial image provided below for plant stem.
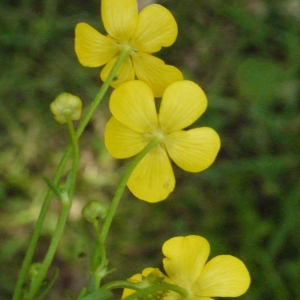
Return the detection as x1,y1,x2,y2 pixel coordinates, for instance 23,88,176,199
25,114,79,299
75,46,131,139
101,136,161,244
25,192,72,299
100,137,161,244
12,147,71,300
89,137,162,290
123,283,189,300
13,46,131,300
100,280,142,291
65,113,79,197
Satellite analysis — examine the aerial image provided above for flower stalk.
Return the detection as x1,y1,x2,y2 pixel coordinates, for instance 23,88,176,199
12,46,131,300
24,113,78,299
86,136,163,292
122,284,189,300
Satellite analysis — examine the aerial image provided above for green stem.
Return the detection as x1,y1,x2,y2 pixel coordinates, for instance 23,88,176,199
89,137,162,290
13,46,131,300
65,113,79,197
25,114,79,299
123,283,189,300
100,280,142,291
12,147,71,300
75,46,131,139
25,192,72,299
100,137,162,244
89,219,103,274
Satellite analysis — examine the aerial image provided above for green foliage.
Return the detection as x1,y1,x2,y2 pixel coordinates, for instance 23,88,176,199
1,0,300,299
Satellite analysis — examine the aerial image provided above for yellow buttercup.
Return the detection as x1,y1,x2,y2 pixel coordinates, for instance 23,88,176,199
75,0,183,97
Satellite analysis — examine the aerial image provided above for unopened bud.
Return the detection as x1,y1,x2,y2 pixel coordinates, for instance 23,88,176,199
29,263,42,279
82,200,108,223
50,92,82,124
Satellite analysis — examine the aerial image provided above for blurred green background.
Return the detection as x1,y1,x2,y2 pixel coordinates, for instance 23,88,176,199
1,0,300,299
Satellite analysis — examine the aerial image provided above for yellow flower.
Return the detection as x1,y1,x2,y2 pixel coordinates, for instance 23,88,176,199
122,236,251,300
104,80,221,203
75,0,183,97
50,93,82,124
162,236,251,299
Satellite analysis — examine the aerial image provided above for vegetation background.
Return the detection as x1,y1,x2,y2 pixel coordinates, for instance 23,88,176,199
1,0,300,299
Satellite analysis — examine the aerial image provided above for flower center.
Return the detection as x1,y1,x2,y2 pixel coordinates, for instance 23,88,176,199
116,40,136,55
153,129,165,143
144,129,165,147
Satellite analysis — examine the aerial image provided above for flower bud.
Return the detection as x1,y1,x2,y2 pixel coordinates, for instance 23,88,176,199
82,200,108,223
50,92,82,124
29,263,42,279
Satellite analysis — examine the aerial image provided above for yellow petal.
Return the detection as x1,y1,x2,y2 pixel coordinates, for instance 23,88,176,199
75,23,119,67
165,128,221,172
164,292,213,300
127,145,175,202
122,286,136,298
131,52,183,97
109,80,158,132
164,293,213,300
100,56,135,88
141,267,161,278
104,117,148,158
194,255,251,297
162,236,210,288
101,0,138,41
131,4,178,53
159,81,207,133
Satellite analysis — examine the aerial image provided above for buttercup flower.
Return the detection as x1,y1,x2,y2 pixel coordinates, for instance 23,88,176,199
50,93,82,124
104,80,221,202
123,235,251,300
162,236,250,299
75,0,183,97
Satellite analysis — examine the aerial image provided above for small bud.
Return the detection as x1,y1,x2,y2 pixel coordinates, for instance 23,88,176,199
50,93,82,124
29,263,42,279
82,200,108,223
